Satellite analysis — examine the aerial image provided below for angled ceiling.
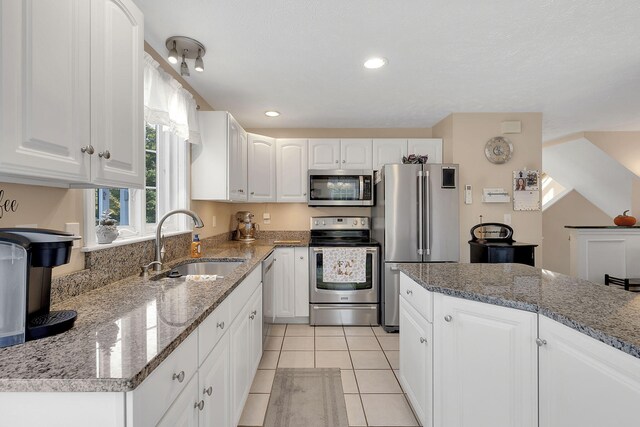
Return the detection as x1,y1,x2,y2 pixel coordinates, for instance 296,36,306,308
134,0,640,140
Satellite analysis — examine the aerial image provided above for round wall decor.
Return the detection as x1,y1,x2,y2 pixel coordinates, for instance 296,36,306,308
484,136,513,164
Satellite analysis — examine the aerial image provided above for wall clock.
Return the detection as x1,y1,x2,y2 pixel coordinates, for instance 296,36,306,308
484,136,513,164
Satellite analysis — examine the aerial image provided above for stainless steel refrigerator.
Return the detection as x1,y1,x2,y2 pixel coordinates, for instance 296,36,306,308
372,164,459,331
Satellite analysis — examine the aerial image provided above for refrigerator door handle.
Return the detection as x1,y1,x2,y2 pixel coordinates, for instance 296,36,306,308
424,170,431,256
417,171,424,255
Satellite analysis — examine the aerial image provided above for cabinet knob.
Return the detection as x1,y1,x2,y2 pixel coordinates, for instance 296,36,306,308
80,145,95,155
300,256,304,259
303,192,307,196
251,310,257,316
405,289,413,295
194,400,205,411
172,370,185,383
342,160,346,163
444,315,453,322
98,150,111,159
536,338,547,347
420,337,427,344
335,160,339,163
251,191,255,195
204,386,213,396
250,314,255,320
216,321,225,329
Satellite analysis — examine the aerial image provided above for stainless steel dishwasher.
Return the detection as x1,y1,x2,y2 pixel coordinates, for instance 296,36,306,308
262,251,275,349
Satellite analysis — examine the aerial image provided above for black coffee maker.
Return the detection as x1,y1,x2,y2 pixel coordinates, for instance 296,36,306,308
0,228,79,348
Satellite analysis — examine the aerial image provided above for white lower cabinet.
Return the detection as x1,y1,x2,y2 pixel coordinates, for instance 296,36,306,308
157,373,200,427
272,247,309,321
539,316,640,427
433,293,538,427
198,333,231,427
399,297,432,427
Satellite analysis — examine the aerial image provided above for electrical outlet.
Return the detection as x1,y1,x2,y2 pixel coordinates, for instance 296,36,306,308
65,223,81,248
263,212,271,225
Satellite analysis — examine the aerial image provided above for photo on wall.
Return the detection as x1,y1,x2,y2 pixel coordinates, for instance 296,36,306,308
513,170,540,210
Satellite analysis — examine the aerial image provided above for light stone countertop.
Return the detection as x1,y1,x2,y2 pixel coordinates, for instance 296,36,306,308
398,263,640,359
0,239,306,392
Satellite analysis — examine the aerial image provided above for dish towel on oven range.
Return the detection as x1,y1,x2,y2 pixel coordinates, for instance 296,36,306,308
322,247,367,283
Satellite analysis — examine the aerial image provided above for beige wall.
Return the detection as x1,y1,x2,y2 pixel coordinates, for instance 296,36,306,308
0,183,85,275
433,113,544,264
541,131,640,273
542,190,611,274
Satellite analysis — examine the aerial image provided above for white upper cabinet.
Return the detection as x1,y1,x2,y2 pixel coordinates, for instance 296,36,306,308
248,133,276,202
276,139,308,202
0,0,143,188
539,316,640,427
341,139,373,169
433,293,538,427
308,139,340,169
408,138,443,163
90,0,144,188
373,139,408,171
192,111,248,201
309,139,373,170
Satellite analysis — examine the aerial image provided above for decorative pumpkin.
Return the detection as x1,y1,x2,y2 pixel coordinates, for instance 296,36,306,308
614,210,637,226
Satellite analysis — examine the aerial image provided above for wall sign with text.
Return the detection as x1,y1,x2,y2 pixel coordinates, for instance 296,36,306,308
0,189,19,219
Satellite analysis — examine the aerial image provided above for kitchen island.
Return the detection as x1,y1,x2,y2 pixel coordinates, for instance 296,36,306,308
397,262,640,427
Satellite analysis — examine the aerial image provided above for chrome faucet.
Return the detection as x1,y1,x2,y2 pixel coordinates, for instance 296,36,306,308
154,209,204,271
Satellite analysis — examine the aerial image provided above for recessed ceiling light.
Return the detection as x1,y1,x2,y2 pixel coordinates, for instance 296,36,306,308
265,111,280,117
364,57,388,69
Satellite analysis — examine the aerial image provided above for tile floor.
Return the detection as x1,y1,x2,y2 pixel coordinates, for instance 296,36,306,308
239,324,420,427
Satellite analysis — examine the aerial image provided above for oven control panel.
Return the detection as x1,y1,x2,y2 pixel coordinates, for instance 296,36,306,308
310,216,369,230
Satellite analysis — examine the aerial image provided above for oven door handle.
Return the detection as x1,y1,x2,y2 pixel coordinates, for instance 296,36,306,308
359,176,364,200
313,305,377,310
312,247,378,253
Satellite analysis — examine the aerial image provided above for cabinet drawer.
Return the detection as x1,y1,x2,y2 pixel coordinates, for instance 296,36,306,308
198,299,230,365
128,331,198,427
227,267,262,323
400,272,433,322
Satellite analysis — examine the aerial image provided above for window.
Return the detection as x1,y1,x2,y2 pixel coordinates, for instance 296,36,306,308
85,124,189,248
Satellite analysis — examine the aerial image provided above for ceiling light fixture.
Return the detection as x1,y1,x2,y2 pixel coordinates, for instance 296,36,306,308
168,40,179,64
265,111,280,117
363,57,388,69
194,49,204,72
180,52,190,77
165,36,206,76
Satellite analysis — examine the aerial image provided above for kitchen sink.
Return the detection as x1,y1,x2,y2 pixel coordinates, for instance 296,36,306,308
165,261,244,279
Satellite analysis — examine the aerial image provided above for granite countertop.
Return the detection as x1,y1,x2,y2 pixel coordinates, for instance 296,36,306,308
0,238,307,392
398,263,640,359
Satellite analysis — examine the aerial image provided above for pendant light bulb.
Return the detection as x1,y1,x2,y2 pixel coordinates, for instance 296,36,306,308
168,40,179,64
194,49,204,72
180,53,190,77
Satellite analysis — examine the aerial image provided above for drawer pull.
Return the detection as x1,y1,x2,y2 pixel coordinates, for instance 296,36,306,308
420,337,427,344
405,289,413,295
251,310,257,316
194,400,205,411
204,386,213,396
216,321,225,329
172,371,185,383
444,315,452,322
250,314,255,320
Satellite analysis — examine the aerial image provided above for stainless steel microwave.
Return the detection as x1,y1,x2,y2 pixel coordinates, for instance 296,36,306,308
308,170,374,206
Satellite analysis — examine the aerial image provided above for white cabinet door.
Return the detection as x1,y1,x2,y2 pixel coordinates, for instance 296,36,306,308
273,248,295,318
539,316,640,427
308,139,340,169
0,0,91,183
229,116,248,201
276,139,308,202
294,247,310,317
434,294,538,427
407,139,442,163
157,374,199,427
90,0,144,188
248,134,276,202
341,139,373,169
230,303,251,426
199,333,231,427
399,297,432,427
248,287,263,374
373,139,407,171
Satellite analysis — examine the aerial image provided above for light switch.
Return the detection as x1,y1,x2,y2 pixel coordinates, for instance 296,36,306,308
263,212,271,225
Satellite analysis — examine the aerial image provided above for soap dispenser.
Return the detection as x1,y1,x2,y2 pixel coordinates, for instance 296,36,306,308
191,234,202,258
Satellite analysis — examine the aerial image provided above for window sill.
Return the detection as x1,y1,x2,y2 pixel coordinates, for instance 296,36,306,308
81,230,191,252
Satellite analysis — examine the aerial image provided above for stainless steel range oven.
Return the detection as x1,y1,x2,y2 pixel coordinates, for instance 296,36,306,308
309,216,379,325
